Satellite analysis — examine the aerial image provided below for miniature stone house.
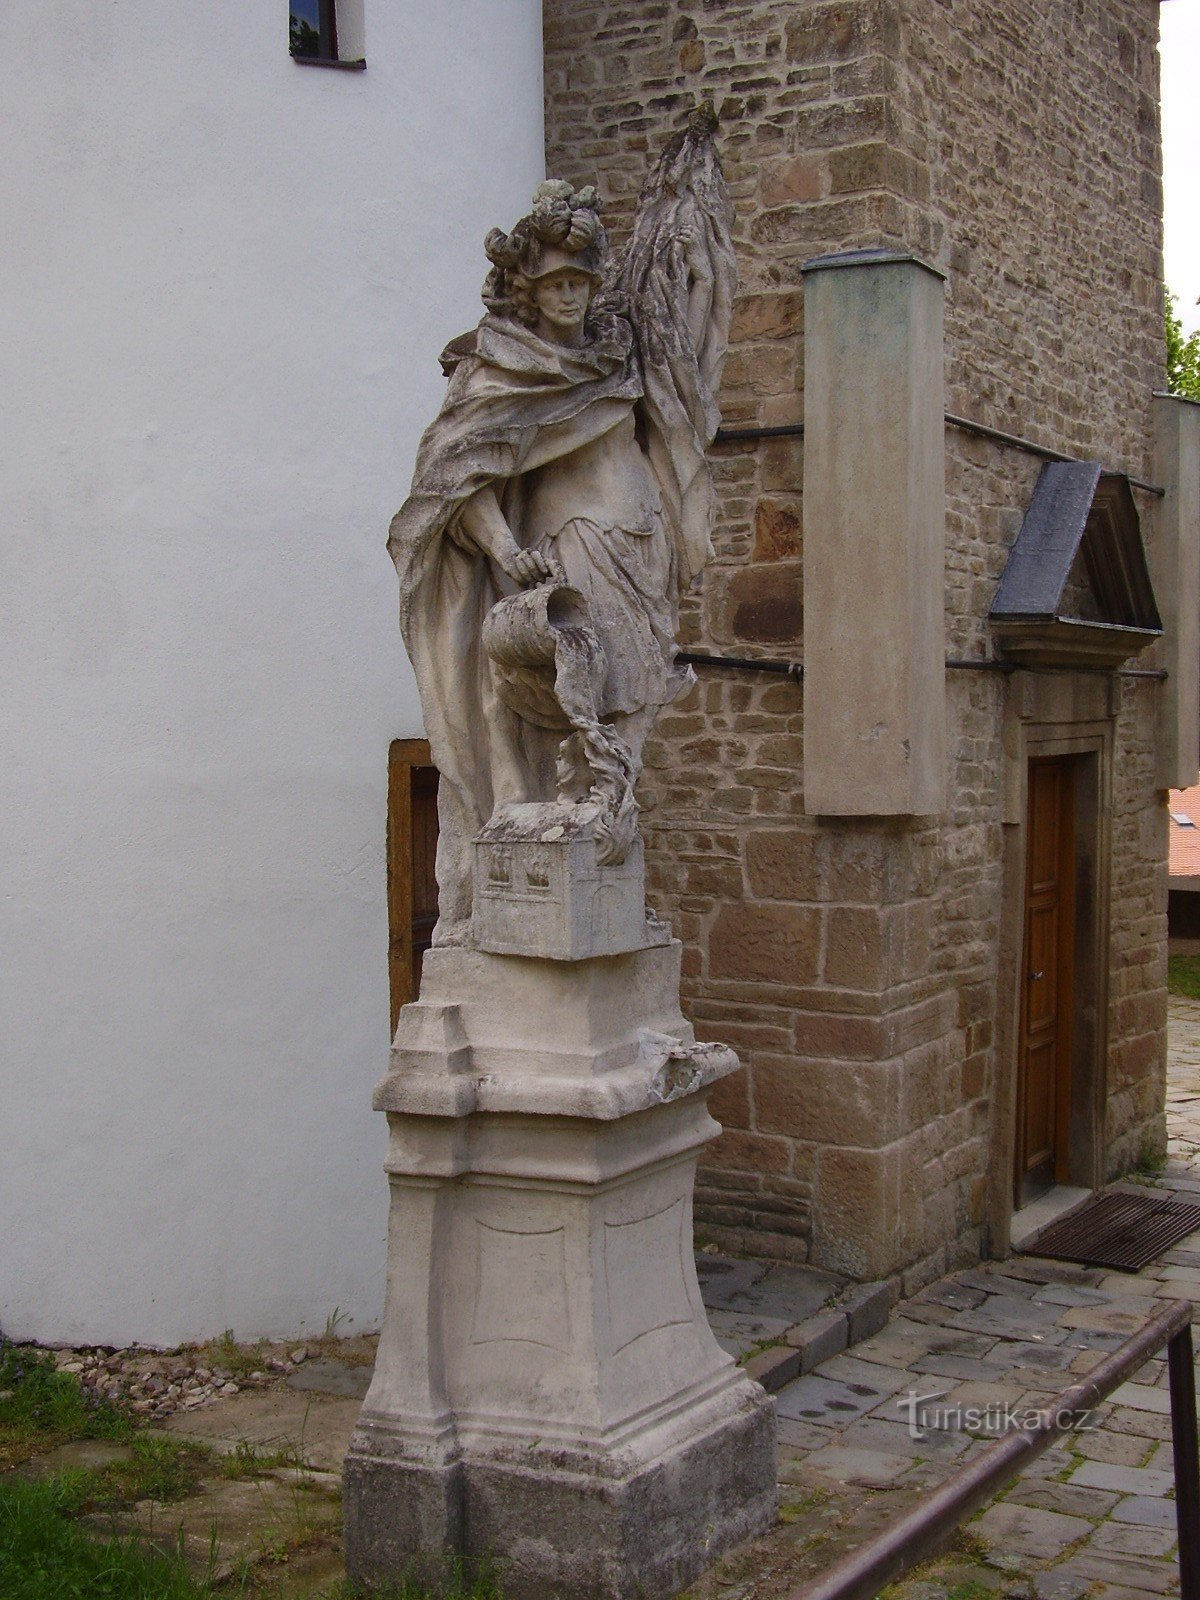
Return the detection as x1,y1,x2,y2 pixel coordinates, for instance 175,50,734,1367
532,0,1200,1288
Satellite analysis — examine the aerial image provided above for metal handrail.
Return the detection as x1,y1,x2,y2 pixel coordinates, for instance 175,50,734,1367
781,1298,1199,1600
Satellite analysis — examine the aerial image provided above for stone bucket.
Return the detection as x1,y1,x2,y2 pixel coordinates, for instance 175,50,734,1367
482,580,603,731
482,580,589,669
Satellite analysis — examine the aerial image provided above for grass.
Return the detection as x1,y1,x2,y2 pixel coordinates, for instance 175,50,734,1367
68,1433,212,1509
317,1560,505,1598
0,1474,220,1599
0,1341,134,1470
0,1338,504,1599
1168,953,1200,999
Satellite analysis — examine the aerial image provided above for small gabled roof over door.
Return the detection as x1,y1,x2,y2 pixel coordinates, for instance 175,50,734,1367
989,461,1162,668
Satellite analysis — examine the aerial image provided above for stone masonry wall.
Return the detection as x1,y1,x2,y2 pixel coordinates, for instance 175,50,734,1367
543,0,1167,1282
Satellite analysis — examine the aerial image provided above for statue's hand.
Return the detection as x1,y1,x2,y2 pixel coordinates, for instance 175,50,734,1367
498,543,553,587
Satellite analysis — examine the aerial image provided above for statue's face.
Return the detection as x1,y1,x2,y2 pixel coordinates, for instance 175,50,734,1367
531,248,593,345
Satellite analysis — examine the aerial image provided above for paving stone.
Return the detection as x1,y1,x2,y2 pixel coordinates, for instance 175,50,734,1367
18,1439,136,1477
1057,1303,1162,1336
775,1416,831,1453
1108,1406,1174,1440
903,1301,963,1326
775,1368,901,1427
1070,1460,1175,1497
910,1352,1010,1383
914,1282,986,1312
162,1389,362,1472
997,1340,1079,1371
1078,1583,1176,1600
973,1501,1094,1561
1049,1554,1177,1596
1109,1382,1173,1415
840,1280,891,1342
1152,1264,1200,1285
801,1443,917,1487
950,1296,1069,1340
1068,1348,1111,1374
1111,1496,1180,1529
744,1342,802,1392
286,1358,372,1399
784,1309,848,1372
706,1308,795,1358
1032,1283,1111,1307
1088,1521,1178,1557
1008,1480,1120,1518
694,1254,768,1306
955,1268,1039,1298
722,1262,843,1324
1142,1441,1175,1474
816,1353,910,1396
1021,1444,1080,1480
850,1317,959,1366
836,1415,971,1461
1070,1428,1159,1466
1060,1328,1125,1352
1032,1572,1089,1600
1003,1260,1106,1288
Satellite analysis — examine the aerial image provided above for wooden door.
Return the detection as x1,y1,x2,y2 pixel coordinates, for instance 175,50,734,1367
1015,756,1076,1205
387,740,440,1035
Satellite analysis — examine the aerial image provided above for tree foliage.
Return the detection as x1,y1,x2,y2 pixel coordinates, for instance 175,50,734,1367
1166,290,1200,402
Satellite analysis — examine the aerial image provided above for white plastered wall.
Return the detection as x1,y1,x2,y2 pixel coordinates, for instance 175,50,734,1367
0,0,544,1346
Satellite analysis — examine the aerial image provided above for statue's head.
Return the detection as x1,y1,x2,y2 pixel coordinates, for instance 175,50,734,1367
483,181,606,339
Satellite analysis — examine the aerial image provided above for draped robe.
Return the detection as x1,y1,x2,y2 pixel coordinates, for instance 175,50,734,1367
388,118,736,943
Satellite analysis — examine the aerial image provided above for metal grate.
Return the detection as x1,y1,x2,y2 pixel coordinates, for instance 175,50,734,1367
1027,1189,1200,1272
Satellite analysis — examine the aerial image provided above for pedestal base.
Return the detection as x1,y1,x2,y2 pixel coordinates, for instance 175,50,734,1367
345,1379,775,1600
342,940,777,1598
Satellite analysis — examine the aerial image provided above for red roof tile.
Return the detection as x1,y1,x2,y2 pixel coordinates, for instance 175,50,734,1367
1170,786,1200,880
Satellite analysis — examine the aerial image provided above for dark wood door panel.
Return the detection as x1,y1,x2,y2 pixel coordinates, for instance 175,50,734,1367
1015,756,1076,1206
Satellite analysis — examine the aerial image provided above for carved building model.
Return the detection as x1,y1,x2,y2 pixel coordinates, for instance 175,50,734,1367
532,0,1200,1287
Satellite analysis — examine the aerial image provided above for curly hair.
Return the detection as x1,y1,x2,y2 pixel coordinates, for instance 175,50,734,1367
481,180,607,328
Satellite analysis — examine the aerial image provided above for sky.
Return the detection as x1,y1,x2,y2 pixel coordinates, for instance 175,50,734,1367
1162,0,1200,336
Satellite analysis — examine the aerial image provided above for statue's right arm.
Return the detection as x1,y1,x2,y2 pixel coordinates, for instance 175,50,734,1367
458,486,552,587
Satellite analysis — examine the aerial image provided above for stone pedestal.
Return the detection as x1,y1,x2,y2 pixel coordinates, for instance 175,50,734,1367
342,930,777,1599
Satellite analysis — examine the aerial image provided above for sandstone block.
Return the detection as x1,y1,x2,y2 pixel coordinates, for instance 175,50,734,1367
708,903,821,986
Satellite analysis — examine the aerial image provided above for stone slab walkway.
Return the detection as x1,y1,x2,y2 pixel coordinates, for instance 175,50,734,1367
682,996,1200,1598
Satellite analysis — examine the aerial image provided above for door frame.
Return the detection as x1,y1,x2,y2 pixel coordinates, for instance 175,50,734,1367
988,672,1115,1255
1014,754,1077,1206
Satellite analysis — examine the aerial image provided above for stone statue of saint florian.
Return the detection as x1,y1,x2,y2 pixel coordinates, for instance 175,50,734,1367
347,113,776,1600
388,106,737,944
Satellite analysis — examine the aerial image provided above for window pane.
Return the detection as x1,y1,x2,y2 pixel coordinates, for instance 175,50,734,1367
290,0,335,59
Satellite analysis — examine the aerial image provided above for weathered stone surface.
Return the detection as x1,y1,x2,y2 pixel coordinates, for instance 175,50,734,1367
1110,1496,1179,1530
349,929,775,1598
786,1309,850,1371
840,1280,891,1343
544,0,1168,1282
973,1502,1093,1562
1070,1460,1174,1498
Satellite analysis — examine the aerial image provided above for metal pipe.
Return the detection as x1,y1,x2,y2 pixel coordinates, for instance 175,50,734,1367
1170,1324,1200,1600
782,1299,1194,1600
712,422,805,444
677,651,801,679
681,653,1166,682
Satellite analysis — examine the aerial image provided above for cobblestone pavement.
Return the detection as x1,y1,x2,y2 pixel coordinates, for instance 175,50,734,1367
686,995,1200,1599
